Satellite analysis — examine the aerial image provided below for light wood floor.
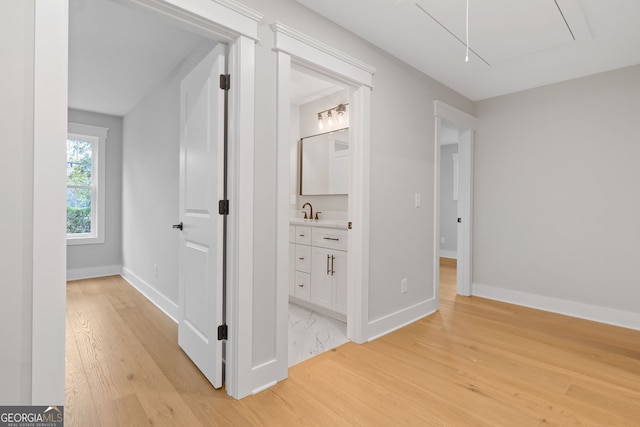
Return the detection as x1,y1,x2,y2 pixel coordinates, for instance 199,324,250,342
66,262,640,426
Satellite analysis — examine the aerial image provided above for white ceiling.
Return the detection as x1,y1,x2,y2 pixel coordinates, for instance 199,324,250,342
71,0,640,111
439,121,460,145
290,68,345,105
69,0,339,116
69,0,209,116
296,0,640,100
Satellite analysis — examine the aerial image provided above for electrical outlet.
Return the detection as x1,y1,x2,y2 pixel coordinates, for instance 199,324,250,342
290,195,297,205
154,264,158,278
401,278,408,294
440,236,445,244
414,193,421,207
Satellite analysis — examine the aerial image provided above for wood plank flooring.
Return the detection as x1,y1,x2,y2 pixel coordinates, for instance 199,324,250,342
66,262,640,425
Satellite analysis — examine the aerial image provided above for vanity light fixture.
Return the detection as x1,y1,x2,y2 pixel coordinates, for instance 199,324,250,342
336,103,346,125
317,103,349,130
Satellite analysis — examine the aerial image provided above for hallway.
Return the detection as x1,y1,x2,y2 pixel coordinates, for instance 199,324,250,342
66,264,640,425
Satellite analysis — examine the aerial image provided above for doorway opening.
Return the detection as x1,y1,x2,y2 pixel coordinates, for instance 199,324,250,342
433,101,477,304
273,23,375,378
437,122,460,300
287,65,353,365
68,0,231,393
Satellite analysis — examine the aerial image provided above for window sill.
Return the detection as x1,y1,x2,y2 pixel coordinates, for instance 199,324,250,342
67,235,104,246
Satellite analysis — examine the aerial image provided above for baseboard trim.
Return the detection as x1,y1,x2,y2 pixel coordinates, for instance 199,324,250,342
439,250,457,259
473,283,640,331
121,267,179,323
367,298,437,341
66,265,122,281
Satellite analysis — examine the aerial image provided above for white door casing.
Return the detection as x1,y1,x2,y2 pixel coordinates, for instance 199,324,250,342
178,44,226,388
273,23,375,370
34,0,260,402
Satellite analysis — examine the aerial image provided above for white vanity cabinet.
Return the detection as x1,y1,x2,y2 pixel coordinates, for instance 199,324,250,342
289,222,348,318
290,225,312,300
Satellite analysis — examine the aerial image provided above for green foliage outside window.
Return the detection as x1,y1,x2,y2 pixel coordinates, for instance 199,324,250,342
67,206,91,234
67,139,93,234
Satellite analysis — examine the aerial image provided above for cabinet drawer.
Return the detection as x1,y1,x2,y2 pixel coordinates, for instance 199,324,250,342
312,227,348,251
294,271,311,300
295,244,311,273
295,226,312,245
289,225,296,243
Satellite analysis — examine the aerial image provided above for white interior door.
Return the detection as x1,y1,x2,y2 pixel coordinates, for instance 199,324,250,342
177,44,226,388
456,131,472,296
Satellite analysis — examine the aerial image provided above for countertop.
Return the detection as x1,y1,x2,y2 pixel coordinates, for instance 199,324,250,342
289,218,348,230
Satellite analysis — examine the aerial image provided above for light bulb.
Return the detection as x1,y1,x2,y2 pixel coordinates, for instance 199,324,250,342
327,110,333,127
336,104,346,126
317,113,324,130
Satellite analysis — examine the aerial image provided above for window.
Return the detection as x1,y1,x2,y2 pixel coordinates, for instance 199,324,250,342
67,123,109,245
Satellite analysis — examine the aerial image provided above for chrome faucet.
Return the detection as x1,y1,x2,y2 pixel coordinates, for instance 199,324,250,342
302,202,313,220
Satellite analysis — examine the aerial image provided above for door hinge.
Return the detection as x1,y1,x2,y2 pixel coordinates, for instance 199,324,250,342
218,200,229,215
219,74,230,91
217,324,228,341
348,221,352,230
457,218,462,223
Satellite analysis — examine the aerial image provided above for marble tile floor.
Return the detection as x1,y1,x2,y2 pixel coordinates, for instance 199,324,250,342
288,303,349,366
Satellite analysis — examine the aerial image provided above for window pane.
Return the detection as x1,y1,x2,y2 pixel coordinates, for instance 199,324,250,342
67,139,92,186
67,187,92,234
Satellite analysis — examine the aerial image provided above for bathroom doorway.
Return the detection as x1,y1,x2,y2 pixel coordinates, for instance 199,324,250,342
287,66,352,365
273,24,375,375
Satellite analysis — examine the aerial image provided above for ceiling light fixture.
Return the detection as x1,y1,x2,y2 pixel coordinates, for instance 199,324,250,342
317,103,349,130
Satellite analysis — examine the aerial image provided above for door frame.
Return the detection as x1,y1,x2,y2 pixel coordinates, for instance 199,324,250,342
433,101,477,298
35,0,262,401
121,0,262,401
273,23,375,378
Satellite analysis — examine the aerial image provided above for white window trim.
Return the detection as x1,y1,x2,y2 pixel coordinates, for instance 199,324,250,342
67,122,109,245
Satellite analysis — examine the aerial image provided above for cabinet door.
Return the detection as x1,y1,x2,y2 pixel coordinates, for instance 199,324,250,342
331,250,348,315
311,246,332,309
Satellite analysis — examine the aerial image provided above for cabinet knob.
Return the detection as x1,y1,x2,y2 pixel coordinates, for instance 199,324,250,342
298,257,304,260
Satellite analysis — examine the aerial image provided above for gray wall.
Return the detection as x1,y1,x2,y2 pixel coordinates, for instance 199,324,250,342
474,64,640,314
122,40,216,305
439,144,458,255
0,0,35,404
242,0,474,334
67,109,123,271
